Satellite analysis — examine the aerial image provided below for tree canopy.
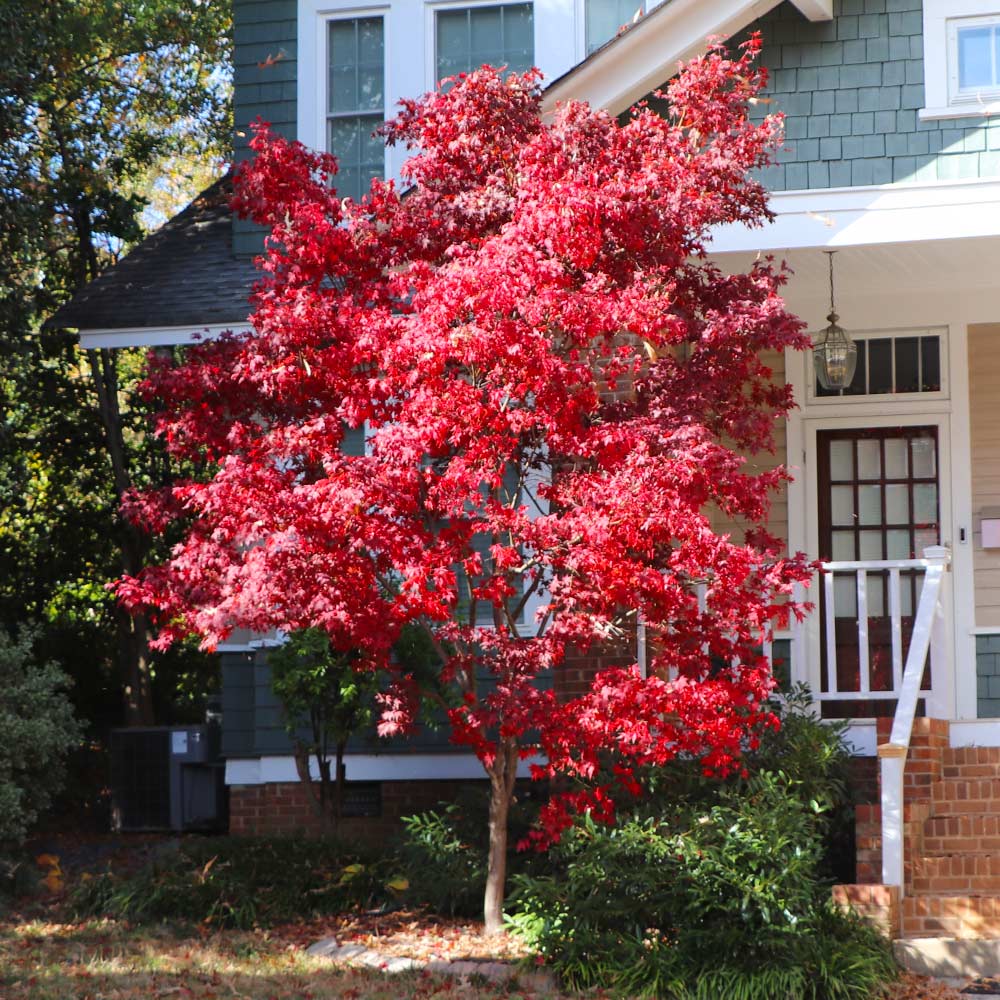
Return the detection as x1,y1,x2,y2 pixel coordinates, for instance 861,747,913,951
0,0,231,730
119,40,812,930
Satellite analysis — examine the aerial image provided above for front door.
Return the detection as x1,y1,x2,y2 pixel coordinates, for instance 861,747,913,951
816,426,940,717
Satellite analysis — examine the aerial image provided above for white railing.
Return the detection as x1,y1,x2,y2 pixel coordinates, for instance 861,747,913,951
820,546,951,895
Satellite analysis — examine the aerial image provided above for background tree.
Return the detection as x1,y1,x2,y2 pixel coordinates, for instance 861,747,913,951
119,42,813,933
0,0,231,730
269,630,378,829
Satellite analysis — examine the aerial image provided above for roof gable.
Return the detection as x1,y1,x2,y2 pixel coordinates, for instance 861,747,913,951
542,0,832,116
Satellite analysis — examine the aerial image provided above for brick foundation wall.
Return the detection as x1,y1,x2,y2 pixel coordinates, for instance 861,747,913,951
832,883,901,938
229,778,487,841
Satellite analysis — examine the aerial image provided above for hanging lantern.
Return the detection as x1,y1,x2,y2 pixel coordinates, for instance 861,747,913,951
813,251,857,391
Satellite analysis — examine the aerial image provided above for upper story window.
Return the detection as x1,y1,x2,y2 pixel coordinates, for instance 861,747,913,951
922,0,1000,119
585,0,642,54
950,16,1000,103
328,16,385,202
435,3,534,84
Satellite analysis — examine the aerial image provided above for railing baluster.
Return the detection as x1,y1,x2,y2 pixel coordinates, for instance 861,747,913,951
889,567,903,692
857,569,870,695
824,571,838,694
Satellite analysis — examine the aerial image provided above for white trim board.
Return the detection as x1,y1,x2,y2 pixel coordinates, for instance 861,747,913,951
78,323,253,350
711,178,1000,254
225,752,539,785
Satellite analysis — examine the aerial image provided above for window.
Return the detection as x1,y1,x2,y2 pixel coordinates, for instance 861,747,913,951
327,16,385,203
435,4,533,84
921,0,1000,119
950,15,1000,104
586,0,642,55
813,330,945,400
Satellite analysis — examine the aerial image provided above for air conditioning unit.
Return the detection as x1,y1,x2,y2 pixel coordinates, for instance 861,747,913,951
109,725,226,832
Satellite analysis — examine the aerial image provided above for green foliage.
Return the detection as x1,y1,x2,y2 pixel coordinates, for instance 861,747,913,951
395,786,547,917
397,806,487,917
0,0,231,732
70,836,397,930
269,630,379,824
0,626,82,846
507,692,893,999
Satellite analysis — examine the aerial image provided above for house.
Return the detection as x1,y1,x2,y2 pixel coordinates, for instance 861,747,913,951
47,0,1000,945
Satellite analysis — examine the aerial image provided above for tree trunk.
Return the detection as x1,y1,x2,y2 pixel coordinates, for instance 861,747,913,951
484,735,519,936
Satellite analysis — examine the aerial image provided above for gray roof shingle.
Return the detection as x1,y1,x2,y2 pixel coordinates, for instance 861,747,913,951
45,173,258,333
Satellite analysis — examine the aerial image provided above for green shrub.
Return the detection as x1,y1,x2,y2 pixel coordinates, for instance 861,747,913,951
397,805,486,917
70,836,397,929
508,772,895,999
0,625,82,846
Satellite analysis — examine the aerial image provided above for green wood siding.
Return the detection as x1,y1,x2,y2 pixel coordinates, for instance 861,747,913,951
745,0,1000,189
233,0,298,259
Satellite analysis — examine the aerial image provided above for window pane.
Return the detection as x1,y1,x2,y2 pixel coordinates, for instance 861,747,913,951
587,0,640,53
895,337,920,393
868,339,893,394
885,484,909,524
834,574,857,618
959,26,994,89
329,64,358,114
832,531,855,560
914,484,938,523
859,530,882,560
857,439,881,479
831,486,855,526
921,336,941,391
887,529,911,559
865,572,884,616
858,485,881,526
885,438,908,479
911,436,936,478
437,4,533,81
830,440,853,480
915,527,939,556
843,340,867,395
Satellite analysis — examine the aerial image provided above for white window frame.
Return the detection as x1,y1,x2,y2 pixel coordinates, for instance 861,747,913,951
423,0,535,92
921,0,1000,120
948,14,1000,107
805,327,950,406
298,4,390,171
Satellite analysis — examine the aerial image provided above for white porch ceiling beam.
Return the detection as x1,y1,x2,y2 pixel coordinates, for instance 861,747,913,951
542,0,782,116
77,322,252,350
790,0,833,21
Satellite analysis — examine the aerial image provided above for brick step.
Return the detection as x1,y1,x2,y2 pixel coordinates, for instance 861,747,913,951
923,814,1000,854
911,854,1000,893
902,893,1000,938
930,777,1000,812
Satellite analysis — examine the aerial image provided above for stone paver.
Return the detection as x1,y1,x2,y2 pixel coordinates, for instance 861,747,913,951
307,935,557,990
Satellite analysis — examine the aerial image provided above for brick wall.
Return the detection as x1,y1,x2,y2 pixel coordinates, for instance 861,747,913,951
230,778,487,841
833,883,901,937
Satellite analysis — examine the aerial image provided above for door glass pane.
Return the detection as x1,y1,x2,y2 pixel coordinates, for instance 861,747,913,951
885,484,909,524
834,574,857,617
912,436,936,478
829,440,853,480
859,530,883,560
865,573,884,617
915,527,939,556
858,485,881,525
914,484,938,523
857,439,881,479
901,578,913,616
885,438,908,479
831,486,855,525
832,531,855,560
887,529,911,559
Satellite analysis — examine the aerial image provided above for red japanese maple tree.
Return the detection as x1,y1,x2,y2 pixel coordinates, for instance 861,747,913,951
118,38,813,933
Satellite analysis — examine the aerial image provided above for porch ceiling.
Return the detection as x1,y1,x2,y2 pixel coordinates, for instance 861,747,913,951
715,235,1000,303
